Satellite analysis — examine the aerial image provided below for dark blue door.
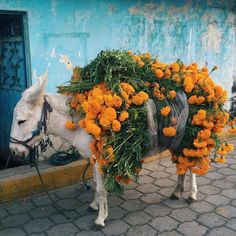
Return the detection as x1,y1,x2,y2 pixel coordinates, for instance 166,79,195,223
0,12,30,158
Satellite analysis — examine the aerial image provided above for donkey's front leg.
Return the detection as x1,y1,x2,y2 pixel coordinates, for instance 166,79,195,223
93,162,108,227
188,169,198,204
170,173,186,200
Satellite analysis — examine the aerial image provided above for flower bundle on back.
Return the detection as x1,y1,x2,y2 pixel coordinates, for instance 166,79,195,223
58,50,233,193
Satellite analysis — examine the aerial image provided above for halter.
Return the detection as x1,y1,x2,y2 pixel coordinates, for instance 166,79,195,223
10,97,53,164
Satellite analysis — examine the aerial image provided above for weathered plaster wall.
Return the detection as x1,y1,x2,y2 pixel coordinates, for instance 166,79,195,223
0,0,235,95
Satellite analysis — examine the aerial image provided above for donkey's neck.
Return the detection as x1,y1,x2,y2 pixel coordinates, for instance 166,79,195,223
45,93,92,158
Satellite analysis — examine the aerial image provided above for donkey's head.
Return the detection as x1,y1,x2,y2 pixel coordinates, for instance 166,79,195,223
9,72,48,159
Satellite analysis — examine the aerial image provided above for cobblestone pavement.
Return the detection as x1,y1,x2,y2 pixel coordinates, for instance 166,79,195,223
1,140,236,236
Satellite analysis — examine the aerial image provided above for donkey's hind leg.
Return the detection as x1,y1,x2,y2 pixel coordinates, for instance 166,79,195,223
92,162,108,228
170,173,186,200
89,165,99,212
188,169,198,204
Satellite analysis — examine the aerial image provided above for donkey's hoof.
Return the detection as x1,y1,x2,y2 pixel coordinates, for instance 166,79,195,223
187,197,196,204
88,206,98,212
170,194,180,200
92,223,104,231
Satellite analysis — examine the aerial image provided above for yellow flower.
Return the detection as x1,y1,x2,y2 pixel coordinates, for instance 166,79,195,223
120,82,135,95
188,95,197,104
160,106,171,116
163,127,176,137
103,107,117,121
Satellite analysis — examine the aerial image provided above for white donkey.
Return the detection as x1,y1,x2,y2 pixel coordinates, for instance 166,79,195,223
9,72,198,227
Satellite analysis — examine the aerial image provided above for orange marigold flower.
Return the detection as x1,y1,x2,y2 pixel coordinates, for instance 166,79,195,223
193,139,208,148
165,69,171,78
188,95,197,104
222,143,234,152
112,120,121,132
99,117,111,127
184,84,194,93
120,82,135,95
215,156,226,163
65,121,76,130
131,92,149,106
171,63,180,73
138,61,145,67
155,69,164,79
103,107,117,121
113,95,123,108
119,111,129,122
127,50,132,55
198,110,207,120
184,76,193,86
163,127,176,137
168,90,176,99
104,94,115,107
196,96,205,105
138,91,149,101
228,127,236,133
203,120,214,129
217,147,227,156
161,106,171,116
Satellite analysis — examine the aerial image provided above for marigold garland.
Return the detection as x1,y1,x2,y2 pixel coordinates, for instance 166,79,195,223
58,50,234,193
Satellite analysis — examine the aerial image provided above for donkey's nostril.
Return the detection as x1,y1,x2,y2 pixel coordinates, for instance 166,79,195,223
11,150,16,156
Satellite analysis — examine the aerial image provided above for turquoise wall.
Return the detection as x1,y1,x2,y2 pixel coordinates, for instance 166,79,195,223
0,0,235,95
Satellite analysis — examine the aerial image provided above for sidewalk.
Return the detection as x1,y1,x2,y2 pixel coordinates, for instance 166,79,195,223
0,140,236,236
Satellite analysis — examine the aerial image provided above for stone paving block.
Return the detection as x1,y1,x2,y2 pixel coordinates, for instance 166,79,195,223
126,225,157,236
149,215,179,232
197,212,226,228
218,167,236,175
215,205,236,218
221,188,236,198
138,175,155,184
159,159,173,168
0,228,26,236
123,211,151,226
197,176,212,186
123,189,142,200
76,204,96,216
1,213,30,227
120,199,147,212
107,206,126,220
225,175,236,184
158,187,174,198
163,198,188,209
177,221,208,236
28,205,57,218
198,185,221,195
226,218,236,231
229,164,236,169
164,167,177,174
108,195,124,208
139,169,151,176
76,230,104,236
211,179,234,189
30,233,46,236
144,203,172,217
205,194,231,206
205,227,236,236
141,192,164,204
137,183,159,193
7,201,35,214
149,170,170,179
102,219,129,235
158,230,183,236
23,218,54,234
170,208,197,222
123,181,139,189
57,198,79,210
50,213,69,224
54,185,80,199
32,194,58,206
144,162,164,171
74,214,97,230
76,191,94,203
47,223,78,236
0,208,8,220
205,172,224,180
230,199,236,207
189,201,215,214
154,178,176,187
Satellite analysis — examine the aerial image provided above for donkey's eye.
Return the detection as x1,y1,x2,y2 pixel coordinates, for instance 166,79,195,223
18,120,26,126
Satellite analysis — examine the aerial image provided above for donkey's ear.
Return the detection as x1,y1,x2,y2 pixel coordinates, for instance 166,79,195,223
23,71,48,104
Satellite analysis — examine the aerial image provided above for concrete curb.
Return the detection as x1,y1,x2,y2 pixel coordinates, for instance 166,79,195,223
0,151,170,203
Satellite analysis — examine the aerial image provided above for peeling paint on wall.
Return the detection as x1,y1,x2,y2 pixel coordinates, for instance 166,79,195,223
201,22,222,53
